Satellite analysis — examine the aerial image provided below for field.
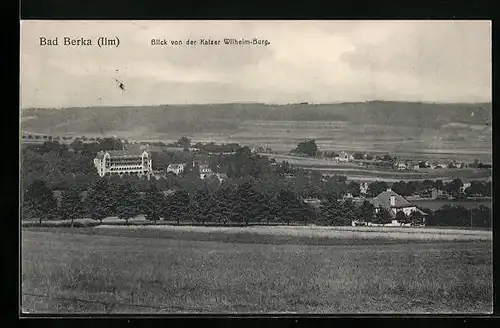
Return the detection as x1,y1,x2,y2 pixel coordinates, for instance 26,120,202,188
22,226,492,314
259,153,491,182
412,199,492,210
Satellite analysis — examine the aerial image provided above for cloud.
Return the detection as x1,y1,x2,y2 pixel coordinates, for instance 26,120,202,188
20,20,491,108
340,21,491,100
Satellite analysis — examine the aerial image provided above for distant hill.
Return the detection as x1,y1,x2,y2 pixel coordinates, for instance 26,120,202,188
20,101,492,136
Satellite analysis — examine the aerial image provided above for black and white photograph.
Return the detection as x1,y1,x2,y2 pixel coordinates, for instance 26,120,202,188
20,20,492,314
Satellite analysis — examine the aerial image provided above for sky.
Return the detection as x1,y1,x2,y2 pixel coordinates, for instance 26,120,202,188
20,20,491,108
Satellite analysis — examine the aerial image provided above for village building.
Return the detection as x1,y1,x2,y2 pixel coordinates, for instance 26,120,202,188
460,182,472,194
335,151,353,163
396,162,408,170
167,163,187,175
368,189,427,226
214,173,228,183
303,198,322,209
93,150,152,177
359,182,369,194
199,164,213,179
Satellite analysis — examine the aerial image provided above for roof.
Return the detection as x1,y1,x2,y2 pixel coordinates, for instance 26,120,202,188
97,149,147,158
167,163,186,169
370,190,414,209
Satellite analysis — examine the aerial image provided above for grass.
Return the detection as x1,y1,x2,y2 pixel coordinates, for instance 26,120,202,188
21,227,492,314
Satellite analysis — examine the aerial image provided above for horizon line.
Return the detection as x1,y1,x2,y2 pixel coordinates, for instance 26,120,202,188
21,99,492,110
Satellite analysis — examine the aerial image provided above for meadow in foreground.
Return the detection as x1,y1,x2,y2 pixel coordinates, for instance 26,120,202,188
21,229,492,314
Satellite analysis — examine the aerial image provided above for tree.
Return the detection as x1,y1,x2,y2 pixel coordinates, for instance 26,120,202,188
357,200,375,223
116,182,140,225
434,180,444,191
177,136,191,149
409,211,425,226
465,181,488,198
353,152,364,160
143,183,166,223
276,190,303,225
85,177,113,223
471,205,491,227
320,197,342,225
292,140,318,157
367,181,389,198
22,179,58,224
391,181,409,197
231,182,256,225
59,185,84,226
340,198,357,224
98,137,123,151
444,178,463,198
373,208,392,225
167,190,190,225
192,186,216,225
422,179,435,191
395,211,409,225
70,139,84,154
346,181,361,197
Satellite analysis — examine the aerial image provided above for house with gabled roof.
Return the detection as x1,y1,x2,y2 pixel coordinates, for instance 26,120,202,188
166,163,187,175
369,188,427,226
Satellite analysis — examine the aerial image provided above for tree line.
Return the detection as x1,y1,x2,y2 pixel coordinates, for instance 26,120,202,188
22,177,491,228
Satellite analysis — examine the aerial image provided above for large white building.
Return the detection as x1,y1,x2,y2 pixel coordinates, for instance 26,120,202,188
94,150,152,177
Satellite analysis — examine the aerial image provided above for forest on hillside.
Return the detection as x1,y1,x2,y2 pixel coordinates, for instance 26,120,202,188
21,101,492,135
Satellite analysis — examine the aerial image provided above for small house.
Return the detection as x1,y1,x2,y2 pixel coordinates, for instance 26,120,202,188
359,182,369,195
167,163,186,175
460,182,472,193
396,163,407,170
337,151,352,163
214,173,228,184
369,189,427,225
303,198,322,209
199,164,213,179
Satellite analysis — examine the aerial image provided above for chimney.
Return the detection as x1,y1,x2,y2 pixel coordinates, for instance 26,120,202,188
390,195,396,206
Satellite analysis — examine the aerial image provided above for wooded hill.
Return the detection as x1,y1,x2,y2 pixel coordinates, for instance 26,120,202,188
21,101,491,135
